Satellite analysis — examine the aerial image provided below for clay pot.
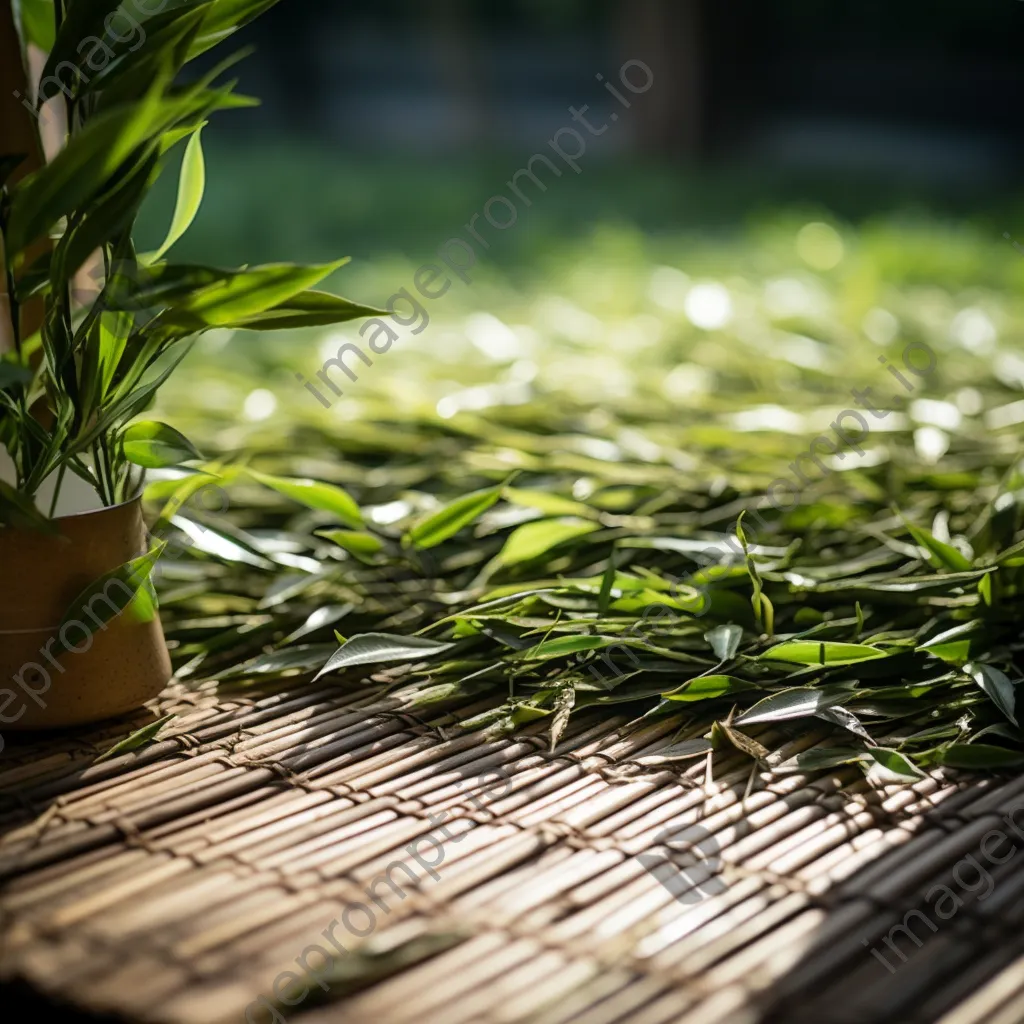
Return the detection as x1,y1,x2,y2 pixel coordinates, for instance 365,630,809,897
0,498,171,730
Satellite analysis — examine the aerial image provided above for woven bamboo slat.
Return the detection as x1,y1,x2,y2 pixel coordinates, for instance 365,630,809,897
2,673,1023,1024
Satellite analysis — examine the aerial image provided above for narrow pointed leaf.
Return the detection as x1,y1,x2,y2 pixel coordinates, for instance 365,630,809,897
152,126,206,260
315,633,457,679
497,518,600,567
95,714,177,763
966,663,1018,726
249,470,362,528
759,640,888,666
735,687,846,725
404,485,503,549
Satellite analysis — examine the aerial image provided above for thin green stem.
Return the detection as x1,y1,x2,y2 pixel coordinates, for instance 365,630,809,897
92,440,112,505
47,461,66,517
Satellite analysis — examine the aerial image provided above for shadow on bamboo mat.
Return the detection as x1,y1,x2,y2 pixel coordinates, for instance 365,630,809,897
1,677,1024,1024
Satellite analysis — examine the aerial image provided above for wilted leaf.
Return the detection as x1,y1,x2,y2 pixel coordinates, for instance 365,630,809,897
705,624,742,662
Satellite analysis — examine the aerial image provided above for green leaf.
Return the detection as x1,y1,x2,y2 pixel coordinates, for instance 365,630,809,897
497,518,600,566
81,6,210,107
816,705,872,741
705,623,742,662
18,0,55,50
79,310,133,423
221,289,385,330
634,738,713,765
122,420,202,468
222,644,335,679
317,529,385,564
404,485,503,549
151,125,206,261
734,687,846,725
173,260,350,327
6,76,176,256
597,547,617,614
772,748,866,773
503,487,596,519
56,541,166,653
935,744,1024,770
37,0,126,102
864,746,924,783
512,634,620,662
0,361,33,392
146,464,230,531
315,632,457,680
922,621,982,666
965,662,1018,726
759,640,888,666
249,470,362,528
662,675,757,702
187,0,283,59
95,714,176,763
904,522,973,572
0,480,57,533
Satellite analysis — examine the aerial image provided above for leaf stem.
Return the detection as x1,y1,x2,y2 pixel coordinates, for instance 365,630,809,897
48,461,66,517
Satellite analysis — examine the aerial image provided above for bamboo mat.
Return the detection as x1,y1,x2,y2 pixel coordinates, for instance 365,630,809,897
2,675,1024,1024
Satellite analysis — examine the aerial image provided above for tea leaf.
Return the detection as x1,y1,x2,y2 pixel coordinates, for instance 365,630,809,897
151,126,206,261
249,470,362,528
904,521,972,573
95,714,177,763
759,641,888,666
497,518,600,566
735,687,845,725
56,541,166,653
965,663,1018,726
404,485,503,549
316,633,457,679
705,624,742,663
122,421,202,469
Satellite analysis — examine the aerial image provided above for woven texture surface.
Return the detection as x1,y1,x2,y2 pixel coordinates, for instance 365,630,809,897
2,678,1024,1024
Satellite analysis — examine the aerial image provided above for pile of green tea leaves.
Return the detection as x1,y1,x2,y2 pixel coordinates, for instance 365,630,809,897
148,209,1024,779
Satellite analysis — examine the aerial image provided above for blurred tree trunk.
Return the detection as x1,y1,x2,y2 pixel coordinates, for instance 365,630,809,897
618,0,705,159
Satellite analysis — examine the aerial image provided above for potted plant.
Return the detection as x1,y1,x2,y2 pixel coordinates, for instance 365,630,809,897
0,0,376,729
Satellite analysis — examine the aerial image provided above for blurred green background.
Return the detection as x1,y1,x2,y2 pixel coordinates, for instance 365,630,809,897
133,0,1024,474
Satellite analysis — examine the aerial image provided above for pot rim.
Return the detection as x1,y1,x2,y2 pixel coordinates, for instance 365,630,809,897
49,493,143,525
0,493,143,531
